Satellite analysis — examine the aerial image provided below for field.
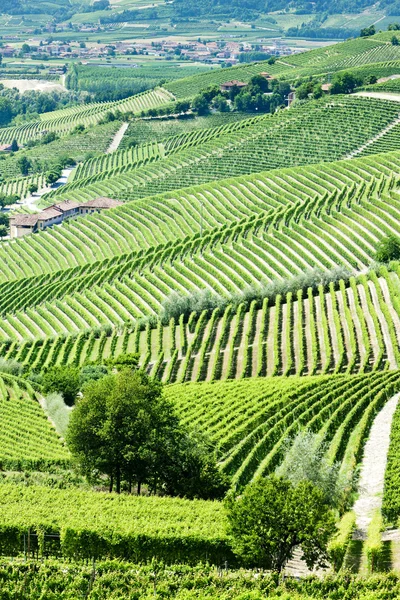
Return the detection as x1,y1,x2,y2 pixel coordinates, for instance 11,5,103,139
1,26,400,589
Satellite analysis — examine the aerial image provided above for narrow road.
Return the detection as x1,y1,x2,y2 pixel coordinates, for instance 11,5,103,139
356,91,400,102
12,167,74,211
353,393,400,538
106,122,129,154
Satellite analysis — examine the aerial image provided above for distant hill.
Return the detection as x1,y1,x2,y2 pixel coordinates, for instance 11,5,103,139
172,0,397,18
1,0,91,18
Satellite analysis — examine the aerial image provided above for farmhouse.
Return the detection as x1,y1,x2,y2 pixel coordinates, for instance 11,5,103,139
220,80,247,92
9,197,122,239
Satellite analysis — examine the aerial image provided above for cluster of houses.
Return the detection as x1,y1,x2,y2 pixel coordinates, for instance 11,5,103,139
1,37,299,66
119,39,297,65
9,197,122,239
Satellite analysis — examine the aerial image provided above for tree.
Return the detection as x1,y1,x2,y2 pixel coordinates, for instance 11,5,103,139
42,365,80,406
330,72,360,95
163,430,229,499
67,369,177,493
0,213,9,228
248,74,269,93
376,234,400,262
0,98,12,127
28,183,38,194
17,156,31,176
212,94,229,112
21,43,31,54
192,94,210,115
360,25,375,37
10,139,19,152
276,431,349,510
392,35,399,45
175,100,191,113
0,225,8,239
226,475,336,572
67,369,227,498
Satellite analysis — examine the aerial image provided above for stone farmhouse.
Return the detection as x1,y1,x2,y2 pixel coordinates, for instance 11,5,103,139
10,197,122,239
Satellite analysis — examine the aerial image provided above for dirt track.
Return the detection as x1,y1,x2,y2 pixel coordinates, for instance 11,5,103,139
0,79,66,93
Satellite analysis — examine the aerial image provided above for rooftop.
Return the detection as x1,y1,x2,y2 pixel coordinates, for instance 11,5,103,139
85,197,123,209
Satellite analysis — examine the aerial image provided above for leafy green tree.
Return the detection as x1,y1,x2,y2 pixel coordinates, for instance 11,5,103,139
296,82,313,100
360,25,375,37
0,224,8,239
28,183,38,194
331,72,360,95
277,431,349,510
376,234,400,262
0,98,12,127
67,369,177,493
79,364,108,387
226,475,336,572
42,365,80,406
163,431,230,499
313,83,323,99
67,369,227,497
17,155,31,176
0,213,9,228
248,74,269,93
392,35,399,45
212,94,230,112
175,100,190,113
192,94,210,115
10,139,18,152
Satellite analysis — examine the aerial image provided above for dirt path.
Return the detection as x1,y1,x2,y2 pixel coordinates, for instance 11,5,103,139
106,122,129,154
11,167,74,212
346,112,400,159
353,393,400,538
0,79,66,93
356,91,400,102
303,296,313,375
368,280,396,370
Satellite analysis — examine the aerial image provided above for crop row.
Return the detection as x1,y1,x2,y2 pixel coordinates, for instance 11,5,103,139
0,371,399,562
3,266,400,380
0,150,400,341
0,88,173,145
42,95,400,208
0,373,69,471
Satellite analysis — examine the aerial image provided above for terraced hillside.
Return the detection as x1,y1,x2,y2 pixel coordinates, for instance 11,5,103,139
0,370,398,565
0,149,399,345
3,266,400,381
164,36,400,98
41,95,400,207
167,372,400,489
0,88,174,146
0,374,69,471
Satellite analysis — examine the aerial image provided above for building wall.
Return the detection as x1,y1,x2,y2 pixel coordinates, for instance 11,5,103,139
11,225,34,238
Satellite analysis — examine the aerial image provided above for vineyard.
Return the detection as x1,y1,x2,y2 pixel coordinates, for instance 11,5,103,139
2,26,400,583
0,373,69,471
1,149,400,347
3,263,400,380
0,371,397,563
41,95,400,207
164,37,400,98
0,88,174,146
0,121,122,183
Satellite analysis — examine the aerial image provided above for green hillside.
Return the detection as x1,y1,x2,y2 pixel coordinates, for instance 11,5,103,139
2,28,400,587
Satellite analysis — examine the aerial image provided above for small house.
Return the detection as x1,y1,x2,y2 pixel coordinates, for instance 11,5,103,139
220,80,247,92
